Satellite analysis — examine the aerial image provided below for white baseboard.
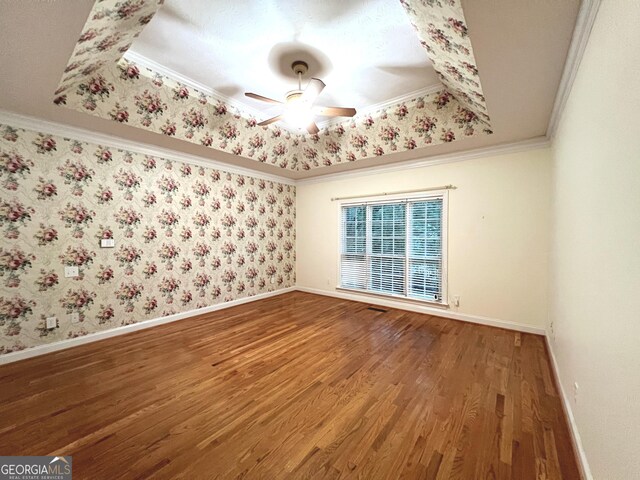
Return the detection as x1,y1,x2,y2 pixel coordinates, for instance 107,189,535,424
545,335,592,480
295,286,546,335
0,287,296,365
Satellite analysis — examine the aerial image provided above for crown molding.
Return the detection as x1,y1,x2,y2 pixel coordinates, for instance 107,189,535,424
123,50,303,135
296,136,551,185
123,50,268,122
546,0,602,139
123,50,443,133
0,110,553,187
316,83,444,129
0,109,296,185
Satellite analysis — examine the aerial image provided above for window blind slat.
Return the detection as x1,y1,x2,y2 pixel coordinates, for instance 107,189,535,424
340,196,445,304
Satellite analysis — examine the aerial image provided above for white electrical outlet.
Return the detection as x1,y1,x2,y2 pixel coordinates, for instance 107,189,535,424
270,278,275,284
70,312,80,324
46,316,57,329
573,382,579,404
453,295,460,307
100,238,115,248
64,266,79,278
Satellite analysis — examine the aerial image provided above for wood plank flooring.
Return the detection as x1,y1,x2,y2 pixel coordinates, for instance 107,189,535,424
0,292,580,479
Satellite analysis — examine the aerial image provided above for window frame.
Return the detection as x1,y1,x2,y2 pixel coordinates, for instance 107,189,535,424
337,190,449,307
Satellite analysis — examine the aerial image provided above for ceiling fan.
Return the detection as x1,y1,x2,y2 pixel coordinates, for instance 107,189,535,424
245,61,357,134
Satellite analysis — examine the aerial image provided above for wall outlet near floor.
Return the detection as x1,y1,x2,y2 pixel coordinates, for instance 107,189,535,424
453,295,460,307
46,316,58,329
100,238,115,248
573,382,579,404
64,266,79,278
70,312,80,324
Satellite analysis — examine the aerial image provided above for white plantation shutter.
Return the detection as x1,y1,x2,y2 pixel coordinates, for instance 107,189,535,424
339,193,447,304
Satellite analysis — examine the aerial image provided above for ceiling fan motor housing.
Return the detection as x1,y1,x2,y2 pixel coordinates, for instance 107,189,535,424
291,61,309,76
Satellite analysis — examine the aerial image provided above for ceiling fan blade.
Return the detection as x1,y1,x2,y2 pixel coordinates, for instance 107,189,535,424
258,115,283,127
306,121,320,135
313,106,357,118
245,92,282,104
301,78,326,103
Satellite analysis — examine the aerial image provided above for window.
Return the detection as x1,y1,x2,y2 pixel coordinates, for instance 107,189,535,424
339,192,447,304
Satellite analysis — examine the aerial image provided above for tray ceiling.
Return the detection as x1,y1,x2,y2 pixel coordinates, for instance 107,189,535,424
0,0,581,179
126,0,441,113
52,0,492,172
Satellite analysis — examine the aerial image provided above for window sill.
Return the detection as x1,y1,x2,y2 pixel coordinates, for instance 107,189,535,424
336,287,450,309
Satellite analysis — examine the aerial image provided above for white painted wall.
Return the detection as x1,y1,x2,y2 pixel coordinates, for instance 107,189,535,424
549,1,640,478
297,148,552,330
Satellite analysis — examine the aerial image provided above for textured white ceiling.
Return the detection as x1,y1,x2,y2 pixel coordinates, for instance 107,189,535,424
127,0,440,114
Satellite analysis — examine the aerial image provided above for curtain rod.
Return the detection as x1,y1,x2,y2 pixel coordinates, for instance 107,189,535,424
330,184,456,202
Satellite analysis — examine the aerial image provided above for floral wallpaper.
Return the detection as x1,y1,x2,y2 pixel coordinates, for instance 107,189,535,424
60,58,306,170
55,0,163,98
0,122,295,355
399,0,491,124
53,0,492,172
295,89,490,170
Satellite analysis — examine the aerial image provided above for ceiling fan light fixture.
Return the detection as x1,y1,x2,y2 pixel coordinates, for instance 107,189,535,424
283,100,314,130
246,59,355,133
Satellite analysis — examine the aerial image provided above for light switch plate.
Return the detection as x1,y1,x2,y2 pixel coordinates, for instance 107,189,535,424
46,316,57,329
64,266,79,278
100,238,115,248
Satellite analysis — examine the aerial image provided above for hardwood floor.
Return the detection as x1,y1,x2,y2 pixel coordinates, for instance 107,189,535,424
0,292,580,479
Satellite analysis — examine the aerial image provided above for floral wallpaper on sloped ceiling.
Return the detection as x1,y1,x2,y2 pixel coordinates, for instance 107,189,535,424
0,123,296,355
55,0,163,97
54,0,492,172
296,89,490,170
60,61,490,172
399,0,491,124
60,59,306,170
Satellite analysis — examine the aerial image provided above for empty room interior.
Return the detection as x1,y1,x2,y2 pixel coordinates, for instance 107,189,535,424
0,0,638,478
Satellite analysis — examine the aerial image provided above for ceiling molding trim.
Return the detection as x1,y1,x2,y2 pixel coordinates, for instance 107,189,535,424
546,0,602,140
124,50,444,133
296,136,551,185
1,109,552,187
316,83,444,129
0,109,296,186
122,50,268,121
